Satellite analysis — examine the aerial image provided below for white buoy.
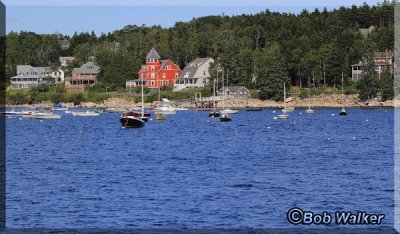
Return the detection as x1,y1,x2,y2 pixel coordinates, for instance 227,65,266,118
19,118,22,120
40,120,43,122
353,136,356,140
273,111,276,113
273,117,277,120
299,112,302,115
366,119,369,122
331,114,335,116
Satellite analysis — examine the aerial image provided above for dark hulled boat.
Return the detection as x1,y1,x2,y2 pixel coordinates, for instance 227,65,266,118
246,108,262,111
120,112,146,128
220,114,232,122
209,111,220,117
339,108,347,116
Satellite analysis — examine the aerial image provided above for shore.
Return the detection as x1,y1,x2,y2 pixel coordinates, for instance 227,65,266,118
6,94,398,109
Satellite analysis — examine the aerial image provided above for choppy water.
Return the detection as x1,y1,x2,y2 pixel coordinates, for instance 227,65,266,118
6,108,394,228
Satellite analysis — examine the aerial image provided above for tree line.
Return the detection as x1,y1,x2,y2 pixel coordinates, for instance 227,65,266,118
5,1,394,101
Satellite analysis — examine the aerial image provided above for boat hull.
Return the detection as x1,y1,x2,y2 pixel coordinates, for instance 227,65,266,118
209,111,220,117
120,117,145,128
220,117,232,122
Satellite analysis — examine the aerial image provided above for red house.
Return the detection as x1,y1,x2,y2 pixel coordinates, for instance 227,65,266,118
138,48,182,89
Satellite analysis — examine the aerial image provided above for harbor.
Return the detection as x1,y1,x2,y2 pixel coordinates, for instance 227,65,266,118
5,107,394,228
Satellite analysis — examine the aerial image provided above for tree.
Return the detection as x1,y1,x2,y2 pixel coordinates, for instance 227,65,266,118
357,43,379,101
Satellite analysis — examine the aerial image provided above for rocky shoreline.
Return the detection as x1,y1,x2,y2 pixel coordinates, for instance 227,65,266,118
6,94,398,109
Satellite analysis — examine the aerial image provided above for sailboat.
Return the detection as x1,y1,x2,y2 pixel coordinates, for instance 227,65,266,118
209,69,220,118
120,79,146,128
220,69,239,115
278,83,289,119
155,77,167,120
305,77,314,114
339,72,347,116
219,69,232,122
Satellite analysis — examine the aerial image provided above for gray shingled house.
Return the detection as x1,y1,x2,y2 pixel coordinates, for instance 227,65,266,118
65,62,100,92
218,86,251,99
10,65,52,89
173,57,214,92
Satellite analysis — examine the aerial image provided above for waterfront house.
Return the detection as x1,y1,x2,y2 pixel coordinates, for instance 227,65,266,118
351,49,394,81
138,48,182,89
173,57,214,92
64,62,100,92
218,86,251,99
11,65,53,89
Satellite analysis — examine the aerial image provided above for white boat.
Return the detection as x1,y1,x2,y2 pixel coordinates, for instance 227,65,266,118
106,107,129,113
282,106,294,113
278,83,289,120
220,109,239,114
154,105,176,115
23,112,61,119
72,111,100,116
219,68,233,122
174,107,189,111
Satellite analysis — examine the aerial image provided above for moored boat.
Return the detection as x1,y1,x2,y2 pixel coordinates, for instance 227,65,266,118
23,112,61,119
72,111,100,116
120,112,145,128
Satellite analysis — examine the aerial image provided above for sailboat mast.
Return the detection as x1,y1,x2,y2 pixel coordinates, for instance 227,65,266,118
308,77,311,108
213,72,216,111
222,69,225,110
283,82,286,110
341,72,344,107
141,78,144,118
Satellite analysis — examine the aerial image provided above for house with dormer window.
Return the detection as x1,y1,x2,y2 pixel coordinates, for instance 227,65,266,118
11,65,53,89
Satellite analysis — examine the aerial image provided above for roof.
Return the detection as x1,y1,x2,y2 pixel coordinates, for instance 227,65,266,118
181,58,213,78
219,86,249,92
146,48,161,59
374,51,394,59
16,65,51,74
73,62,100,74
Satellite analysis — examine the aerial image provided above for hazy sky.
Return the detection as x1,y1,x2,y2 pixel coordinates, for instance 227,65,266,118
3,0,383,35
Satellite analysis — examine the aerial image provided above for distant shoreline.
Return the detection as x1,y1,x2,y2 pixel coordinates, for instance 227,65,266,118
4,94,397,109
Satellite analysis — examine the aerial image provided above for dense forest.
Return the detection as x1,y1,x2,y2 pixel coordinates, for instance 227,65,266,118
5,1,395,101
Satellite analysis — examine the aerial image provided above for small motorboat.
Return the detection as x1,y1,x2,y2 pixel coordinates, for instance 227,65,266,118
52,104,68,111
155,114,166,120
23,112,61,119
72,111,100,116
278,114,289,120
220,109,239,114
220,114,232,122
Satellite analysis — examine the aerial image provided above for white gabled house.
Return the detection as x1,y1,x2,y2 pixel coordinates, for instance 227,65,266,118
173,57,214,92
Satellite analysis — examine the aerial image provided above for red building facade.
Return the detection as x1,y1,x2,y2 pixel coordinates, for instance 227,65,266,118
138,48,182,89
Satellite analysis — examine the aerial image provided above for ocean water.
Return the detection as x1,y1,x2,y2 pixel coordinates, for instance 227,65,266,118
5,108,394,228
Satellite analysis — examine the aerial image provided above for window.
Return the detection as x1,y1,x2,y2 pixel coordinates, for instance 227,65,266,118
151,66,155,71
151,73,155,79
175,73,179,78
166,65,171,70
160,80,163,86
154,59,157,63
166,81,169,85
162,73,166,78
151,81,155,86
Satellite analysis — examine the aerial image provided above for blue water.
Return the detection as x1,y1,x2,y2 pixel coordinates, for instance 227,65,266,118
6,108,394,228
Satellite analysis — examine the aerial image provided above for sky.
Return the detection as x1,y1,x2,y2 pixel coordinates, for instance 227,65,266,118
2,0,385,36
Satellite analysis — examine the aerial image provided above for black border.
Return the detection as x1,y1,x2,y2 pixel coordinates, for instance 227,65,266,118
0,0,6,231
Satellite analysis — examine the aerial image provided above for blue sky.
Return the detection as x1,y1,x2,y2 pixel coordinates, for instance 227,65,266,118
3,0,383,36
